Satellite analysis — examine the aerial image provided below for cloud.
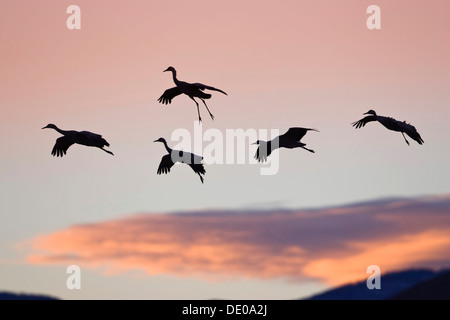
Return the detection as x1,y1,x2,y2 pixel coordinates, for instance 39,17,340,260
27,194,450,285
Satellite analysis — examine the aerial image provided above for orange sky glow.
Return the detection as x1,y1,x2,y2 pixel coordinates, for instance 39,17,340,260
27,195,450,286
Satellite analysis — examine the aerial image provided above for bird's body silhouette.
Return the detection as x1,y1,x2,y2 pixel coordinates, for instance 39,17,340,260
352,110,424,145
157,66,227,123
154,137,206,183
42,124,114,157
253,127,318,163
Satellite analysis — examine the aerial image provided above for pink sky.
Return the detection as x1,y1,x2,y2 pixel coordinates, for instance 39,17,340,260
2,1,449,123
1,0,450,300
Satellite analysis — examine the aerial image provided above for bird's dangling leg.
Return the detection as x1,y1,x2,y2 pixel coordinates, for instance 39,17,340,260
100,147,114,156
401,132,410,146
301,146,315,153
189,96,202,124
200,98,215,120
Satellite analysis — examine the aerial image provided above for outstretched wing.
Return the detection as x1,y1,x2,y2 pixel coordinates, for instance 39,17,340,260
282,127,318,141
351,115,377,129
188,162,206,174
157,154,175,175
78,131,109,146
188,163,206,184
185,152,203,165
254,143,272,163
400,122,424,145
193,83,227,95
51,136,74,157
80,131,102,139
170,150,203,165
158,87,182,105
173,150,205,183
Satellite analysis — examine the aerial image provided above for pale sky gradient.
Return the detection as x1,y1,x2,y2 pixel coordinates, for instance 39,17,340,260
1,0,449,299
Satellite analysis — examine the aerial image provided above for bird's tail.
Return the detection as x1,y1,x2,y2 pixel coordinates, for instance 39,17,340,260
200,92,212,99
101,138,110,147
198,173,204,184
405,131,424,145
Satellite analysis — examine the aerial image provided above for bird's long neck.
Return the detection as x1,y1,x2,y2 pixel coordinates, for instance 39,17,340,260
170,70,180,85
52,125,69,136
162,140,172,154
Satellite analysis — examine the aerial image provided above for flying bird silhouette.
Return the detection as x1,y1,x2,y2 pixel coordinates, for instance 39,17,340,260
42,124,114,157
157,66,227,123
352,109,424,145
253,127,318,163
154,137,206,183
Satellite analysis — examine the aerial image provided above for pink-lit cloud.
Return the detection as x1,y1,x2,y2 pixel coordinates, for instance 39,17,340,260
27,195,450,285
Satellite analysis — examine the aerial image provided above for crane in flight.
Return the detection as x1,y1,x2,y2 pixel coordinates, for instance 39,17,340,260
42,124,114,157
253,127,318,163
157,66,227,123
154,137,206,183
352,109,424,145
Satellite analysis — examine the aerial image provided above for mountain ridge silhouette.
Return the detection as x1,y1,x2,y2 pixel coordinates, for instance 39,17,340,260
304,268,449,300
0,291,59,300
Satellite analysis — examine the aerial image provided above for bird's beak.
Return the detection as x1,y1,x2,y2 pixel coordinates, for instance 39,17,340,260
163,68,169,72
251,142,257,145
153,139,159,143
41,126,48,129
